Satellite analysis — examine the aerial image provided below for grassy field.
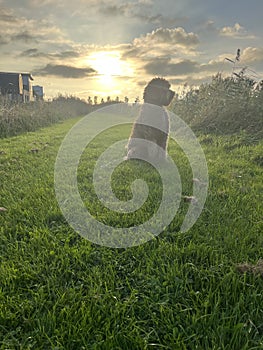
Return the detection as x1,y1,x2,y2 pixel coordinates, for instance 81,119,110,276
0,115,263,349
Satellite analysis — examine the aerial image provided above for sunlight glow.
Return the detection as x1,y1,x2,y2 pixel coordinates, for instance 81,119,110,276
87,51,133,87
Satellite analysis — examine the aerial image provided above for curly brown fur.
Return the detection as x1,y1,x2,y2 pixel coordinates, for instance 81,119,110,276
143,77,175,106
126,78,175,161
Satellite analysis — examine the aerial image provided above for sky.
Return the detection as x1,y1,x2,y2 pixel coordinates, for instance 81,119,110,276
0,0,263,101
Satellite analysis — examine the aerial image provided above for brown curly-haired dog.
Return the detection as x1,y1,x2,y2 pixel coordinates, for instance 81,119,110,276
126,77,175,161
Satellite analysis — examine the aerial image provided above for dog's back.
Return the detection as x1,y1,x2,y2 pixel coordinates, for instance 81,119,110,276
125,78,174,161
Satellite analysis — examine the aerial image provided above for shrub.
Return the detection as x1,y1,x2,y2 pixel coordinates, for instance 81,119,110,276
171,74,263,137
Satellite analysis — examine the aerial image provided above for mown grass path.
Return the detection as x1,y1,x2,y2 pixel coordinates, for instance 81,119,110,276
0,117,263,349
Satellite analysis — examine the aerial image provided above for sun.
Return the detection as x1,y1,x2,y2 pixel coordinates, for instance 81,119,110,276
90,51,123,76
87,51,133,85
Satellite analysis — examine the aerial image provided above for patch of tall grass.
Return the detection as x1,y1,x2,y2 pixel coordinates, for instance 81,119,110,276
171,74,263,138
0,95,92,138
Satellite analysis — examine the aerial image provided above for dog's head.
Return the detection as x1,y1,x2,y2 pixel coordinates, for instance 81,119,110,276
143,77,175,106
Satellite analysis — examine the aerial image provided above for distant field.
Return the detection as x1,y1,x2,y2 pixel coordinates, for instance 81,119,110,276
0,116,263,349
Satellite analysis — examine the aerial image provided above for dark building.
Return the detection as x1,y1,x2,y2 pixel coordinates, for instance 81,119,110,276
33,85,44,100
0,72,23,101
22,73,34,102
0,72,35,102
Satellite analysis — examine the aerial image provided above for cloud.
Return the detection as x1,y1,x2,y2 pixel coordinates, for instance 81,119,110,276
143,58,199,76
137,0,153,4
11,31,38,43
137,72,212,89
98,1,151,18
0,34,9,45
33,64,97,78
0,6,68,47
115,26,203,83
19,48,80,59
96,1,187,27
203,20,217,32
120,27,199,62
198,20,219,35
219,23,255,39
29,0,60,6
99,4,129,17
238,47,263,76
202,48,263,75
134,27,199,47
241,47,263,64
19,48,40,57
98,1,153,19
121,45,142,59
169,74,211,86
100,3,186,26
0,7,19,23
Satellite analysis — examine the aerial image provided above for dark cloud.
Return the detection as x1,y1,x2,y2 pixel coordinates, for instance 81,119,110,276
19,48,42,57
137,79,148,87
169,75,211,86
56,51,80,59
0,35,9,45
11,31,38,43
33,63,97,78
0,8,19,23
134,14,188,27
138,69,214,88
19,48,80,59
144,58,199,76
0,31,38,45
99,3,131,17
122,46,143,59
143,57,171,75
98,2,187,27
